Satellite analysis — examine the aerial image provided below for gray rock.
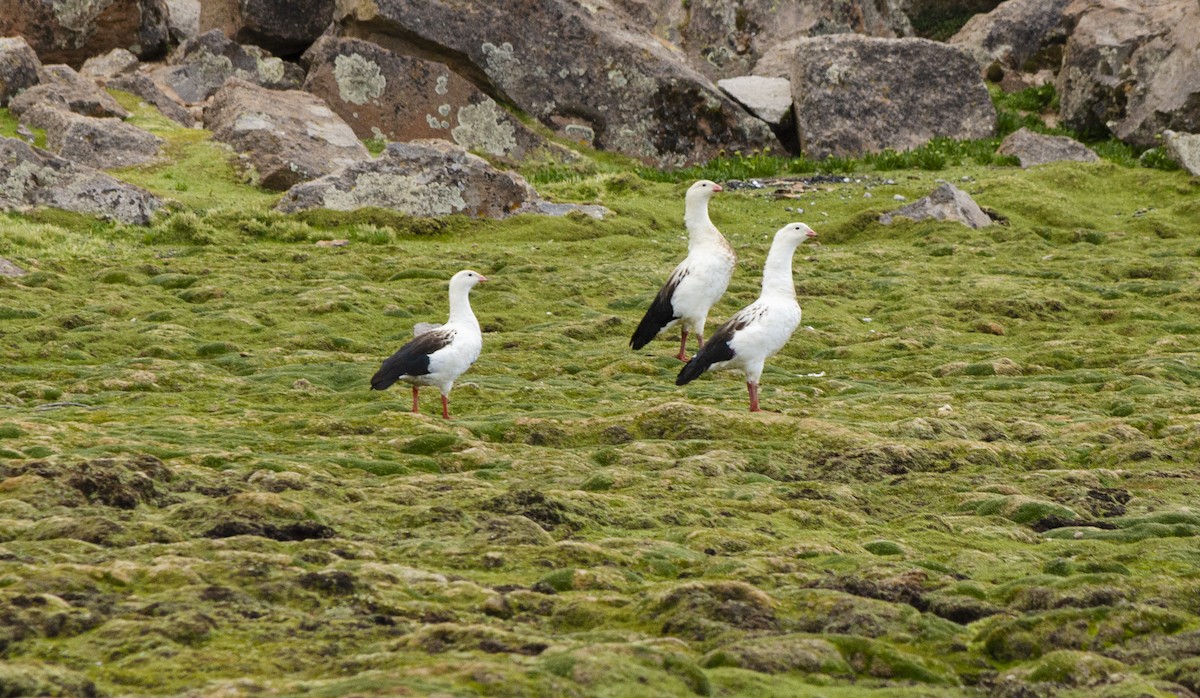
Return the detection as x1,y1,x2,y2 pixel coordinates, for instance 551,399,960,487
620,0,913,81
0,257,26,276
0,36,41,108
9,64,129,119
0,136,161,224
997,127,1099,168
276,139,607,220
1057,0,1200,146
0,0,170,68
204,78,369,190
108,72,196,127
301,35,576,166
165,0,201,41
19,104,162,170
949,0,1071,73
717,76,793,126
200,0,336,56
163,29,304,104
80,49,140,80
788,35,996,158
334,0,779,167
879,183,992,229
1162,130,1200,176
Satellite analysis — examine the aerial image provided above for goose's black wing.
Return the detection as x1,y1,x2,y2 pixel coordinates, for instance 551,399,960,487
676,310,753,385
630,267,687,349
370,329,455,390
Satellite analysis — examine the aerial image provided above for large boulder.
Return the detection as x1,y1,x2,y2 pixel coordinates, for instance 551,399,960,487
18,103,162,169
948,0,1071,73
1162,130,1200,176
787,35,995,158
1057,0,1200,145
199,0,335,57
997,127,1099,168
617,0,912,81
717,75,797,152
0,36,41,108
8,64,129,119
277,139,537,218
204,78,369,191
80,48,140,80
333,0,779,167
0,136,161,224
108,72,196,126
302,35,573,165
0,0,170,68
165,0,200,42
162,29,304,104
879,183,993,229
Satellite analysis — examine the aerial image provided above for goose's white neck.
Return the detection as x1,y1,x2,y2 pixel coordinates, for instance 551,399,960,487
448,285,478,326
761,235,803,299
684,195,720,249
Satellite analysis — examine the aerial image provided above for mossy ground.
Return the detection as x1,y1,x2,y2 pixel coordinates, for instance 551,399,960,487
1,96,1199,697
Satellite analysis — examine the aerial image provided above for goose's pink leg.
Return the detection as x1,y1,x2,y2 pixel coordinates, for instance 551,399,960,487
748,382,761,413
441,395,451,420
411,386,420,413
677,329,690,362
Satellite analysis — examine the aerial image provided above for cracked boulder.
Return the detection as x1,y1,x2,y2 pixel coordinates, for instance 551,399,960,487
302,35,575,166
17,103,163,170
0,0,170,68
162,29,304,104
880,183,993,229
787,35,995,158
333,0,778,167
204,78,369,190
8,64,129,119
199,0,335,56
0,136,161,224
0,36,41,107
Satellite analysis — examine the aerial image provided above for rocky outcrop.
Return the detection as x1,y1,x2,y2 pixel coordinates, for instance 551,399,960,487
163,29,304,104
880,183,992,228
200,0,335,57
9,64,129,119
302,36,573,165
949,0,1071,73
204,78,369,190
277,139,536,217
80,48,140,80
1057,0,1200,146
619,0,913,81
0,136,161,224
19,103,162,169
997,127,1099,168
108,72,196,126
0,0,170,68
0,36,41,107
333,0,779,167
787,35,995,158
1162,130,1200,176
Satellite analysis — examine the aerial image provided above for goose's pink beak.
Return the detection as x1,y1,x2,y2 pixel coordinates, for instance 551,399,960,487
477,274,490,282
712,184,724,193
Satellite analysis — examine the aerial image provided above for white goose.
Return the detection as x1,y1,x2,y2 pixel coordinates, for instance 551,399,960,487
676,222,818,412
370,269,487,419
630,179,736,361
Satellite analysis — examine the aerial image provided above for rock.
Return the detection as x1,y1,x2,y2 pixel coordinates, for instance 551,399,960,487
301,35,574,166
0,136,162,224
0,257,25,276
200,0,335,56
8,64,129,119
997,127,1100,168
1057,0,1200,146
204,78,369,190
879,183,993,229
0,0,170,68
108,72,196,126
163,29,304,104
18,104,162,169
1163,130,1200,176
787,35,995,158
276,139,535,218
717,76,793,130
948,0,1071,73
80,48,140,80
0,36,41,108
333,0,779,167
166,0,201,41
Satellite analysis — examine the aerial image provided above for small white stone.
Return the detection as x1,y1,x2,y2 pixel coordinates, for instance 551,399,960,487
863,192,872,198
862,317,873,323
893,194,906,201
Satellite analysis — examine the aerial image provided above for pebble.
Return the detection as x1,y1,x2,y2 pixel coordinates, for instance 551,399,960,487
863,192,872,198
893,194,906,201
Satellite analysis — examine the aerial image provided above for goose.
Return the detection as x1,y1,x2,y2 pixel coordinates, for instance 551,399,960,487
370,269,487,418
630,179,735,361
676,222,818,412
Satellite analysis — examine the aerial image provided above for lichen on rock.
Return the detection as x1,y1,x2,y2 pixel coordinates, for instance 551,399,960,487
332,53,385,105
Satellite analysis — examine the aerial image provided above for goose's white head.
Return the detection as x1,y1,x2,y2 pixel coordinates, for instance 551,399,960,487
775,222,818,246
450,269,489,294
686,179,723,205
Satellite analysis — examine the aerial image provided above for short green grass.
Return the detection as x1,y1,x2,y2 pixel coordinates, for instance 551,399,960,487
1,93,1199,697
